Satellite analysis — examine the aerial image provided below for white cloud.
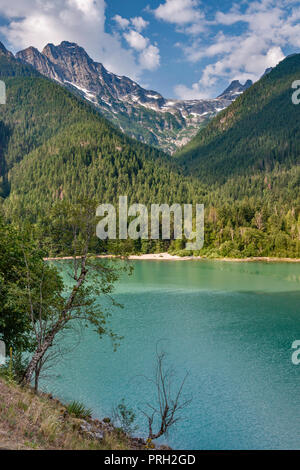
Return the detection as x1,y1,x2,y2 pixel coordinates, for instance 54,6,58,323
131,16,149,32
174,83,211,100
0,0,160,80
113,14,130,30
124,30,149,51
123,30,160,71
153,0,202,26
114,12,160,72
114,15,149,33
175,0,299,99
67,0,99,17
139,44,160,71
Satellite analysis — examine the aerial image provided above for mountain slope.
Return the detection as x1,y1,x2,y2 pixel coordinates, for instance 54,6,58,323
0,44,298,258
176,54,300,184
0,48,205,222
16,41,252,154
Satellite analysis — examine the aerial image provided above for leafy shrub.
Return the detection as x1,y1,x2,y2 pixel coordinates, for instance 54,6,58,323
113,399,138,436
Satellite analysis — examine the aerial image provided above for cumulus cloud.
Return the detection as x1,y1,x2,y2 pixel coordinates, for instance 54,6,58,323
153,0,202,26
123,29,160,70
113,14,130,30
139,44,160,71
131,16,149,32
0,0,159,80
114,12,160,72
124,30,149,51
174,83,210,100
114,15,149,33
174,0,299,99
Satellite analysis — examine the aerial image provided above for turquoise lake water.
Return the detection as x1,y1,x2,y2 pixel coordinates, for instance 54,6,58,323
43,260,300,450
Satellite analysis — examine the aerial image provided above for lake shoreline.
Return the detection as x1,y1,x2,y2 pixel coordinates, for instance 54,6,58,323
44,252,300,263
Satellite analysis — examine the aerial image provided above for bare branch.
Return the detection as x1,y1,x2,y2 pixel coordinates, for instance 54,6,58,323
141,349,192,441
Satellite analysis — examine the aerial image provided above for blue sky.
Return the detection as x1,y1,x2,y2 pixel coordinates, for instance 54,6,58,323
0,1,299,98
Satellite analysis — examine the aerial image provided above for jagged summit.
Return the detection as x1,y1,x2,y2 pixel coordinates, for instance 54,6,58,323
42,41,91,59
16,41,252,153
218,80,253,100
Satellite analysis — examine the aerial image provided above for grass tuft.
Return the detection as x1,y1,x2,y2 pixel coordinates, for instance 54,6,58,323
66,401,92,420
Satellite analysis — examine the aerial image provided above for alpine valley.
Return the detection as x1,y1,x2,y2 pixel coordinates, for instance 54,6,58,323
16,41,252,154
0,40,299,258
1,0,300,456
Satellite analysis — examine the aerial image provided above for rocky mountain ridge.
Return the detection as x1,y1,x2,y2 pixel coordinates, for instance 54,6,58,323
16,41,252,153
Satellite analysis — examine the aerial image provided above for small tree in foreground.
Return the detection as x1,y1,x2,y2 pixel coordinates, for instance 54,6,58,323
20,199,129,389
142,351,192,441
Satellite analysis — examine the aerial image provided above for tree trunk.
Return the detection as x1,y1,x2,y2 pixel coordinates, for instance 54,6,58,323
22,334,55,386
34,360,42,393
22,263,87,386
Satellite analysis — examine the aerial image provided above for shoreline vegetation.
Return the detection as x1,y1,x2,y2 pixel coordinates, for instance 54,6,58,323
44,252,300,263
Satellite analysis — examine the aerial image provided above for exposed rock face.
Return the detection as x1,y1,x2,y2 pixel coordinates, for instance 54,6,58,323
0,41,13,58
17,41,166,107
218,79,252,100
17,46,59,79
17,41,253,154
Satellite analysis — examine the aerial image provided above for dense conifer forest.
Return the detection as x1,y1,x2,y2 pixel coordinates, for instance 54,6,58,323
0,50,299,258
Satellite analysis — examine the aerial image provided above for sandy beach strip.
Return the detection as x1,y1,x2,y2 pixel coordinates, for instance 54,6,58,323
44,252,300,262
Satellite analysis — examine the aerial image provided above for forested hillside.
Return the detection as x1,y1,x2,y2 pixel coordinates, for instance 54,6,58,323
0,48,204,220
171,54,300,258
176,54,300,184
0,46,299,258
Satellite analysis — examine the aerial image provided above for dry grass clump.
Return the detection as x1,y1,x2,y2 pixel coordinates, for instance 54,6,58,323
0,377,130,450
